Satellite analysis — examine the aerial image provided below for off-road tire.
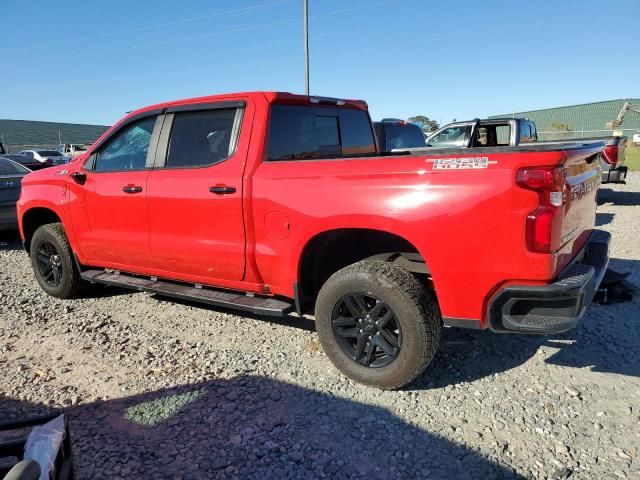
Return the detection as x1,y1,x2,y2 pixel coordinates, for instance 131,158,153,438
30,223,87,298
315,260,442,390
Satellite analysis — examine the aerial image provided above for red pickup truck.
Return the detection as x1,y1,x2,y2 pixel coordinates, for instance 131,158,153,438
17,92,610,389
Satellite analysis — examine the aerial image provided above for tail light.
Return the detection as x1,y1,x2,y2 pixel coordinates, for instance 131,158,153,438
601,145,618,165
516,166,565,253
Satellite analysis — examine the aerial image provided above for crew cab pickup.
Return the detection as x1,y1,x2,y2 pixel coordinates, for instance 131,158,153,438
17,92,610,389
421,117,627,184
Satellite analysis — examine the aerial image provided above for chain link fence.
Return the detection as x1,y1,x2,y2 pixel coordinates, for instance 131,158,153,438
2,143,60,153
538,128,638,141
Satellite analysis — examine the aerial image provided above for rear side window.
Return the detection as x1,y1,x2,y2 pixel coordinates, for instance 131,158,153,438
166,109,239,168
267,105,376,161
495,125,510,145
519,122,536,143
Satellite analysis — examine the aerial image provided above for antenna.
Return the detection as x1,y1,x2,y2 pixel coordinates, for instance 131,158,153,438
304,0,309,95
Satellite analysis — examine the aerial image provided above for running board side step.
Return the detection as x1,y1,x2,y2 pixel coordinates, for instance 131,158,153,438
80,270,294,317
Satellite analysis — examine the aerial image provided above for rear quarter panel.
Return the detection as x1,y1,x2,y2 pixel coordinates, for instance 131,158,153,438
251,150,571,324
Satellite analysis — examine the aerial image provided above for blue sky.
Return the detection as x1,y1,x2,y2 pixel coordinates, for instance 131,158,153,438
1,0,638,126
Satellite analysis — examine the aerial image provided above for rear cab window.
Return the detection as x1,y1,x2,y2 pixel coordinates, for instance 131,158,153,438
267,105,376,161
384,123,426,150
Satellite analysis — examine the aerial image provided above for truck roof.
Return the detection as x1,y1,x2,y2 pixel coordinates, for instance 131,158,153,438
449,117,529,124
125,91,368,122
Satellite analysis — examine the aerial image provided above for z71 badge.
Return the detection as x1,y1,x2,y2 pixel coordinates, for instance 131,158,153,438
429,157,497,170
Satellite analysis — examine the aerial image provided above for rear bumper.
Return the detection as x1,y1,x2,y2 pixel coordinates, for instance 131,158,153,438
602,165,627,184
489,230,610,334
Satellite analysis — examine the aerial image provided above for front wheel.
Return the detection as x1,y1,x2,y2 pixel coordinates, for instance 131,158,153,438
315,261,442,390
30,223,87,298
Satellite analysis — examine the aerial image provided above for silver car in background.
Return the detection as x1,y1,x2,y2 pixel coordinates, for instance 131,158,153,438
17,149,70,165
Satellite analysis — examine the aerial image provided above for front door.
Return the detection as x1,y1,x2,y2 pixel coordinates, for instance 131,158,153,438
70,115,160,268
145,104,248,282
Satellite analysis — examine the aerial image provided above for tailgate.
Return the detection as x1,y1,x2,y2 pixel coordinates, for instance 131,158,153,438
557,144,602,270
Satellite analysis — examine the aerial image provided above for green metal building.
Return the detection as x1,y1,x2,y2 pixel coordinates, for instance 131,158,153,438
0,119,110,153
490,98,640,141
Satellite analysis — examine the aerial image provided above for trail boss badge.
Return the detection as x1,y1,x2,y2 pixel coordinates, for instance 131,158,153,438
428,157,497,170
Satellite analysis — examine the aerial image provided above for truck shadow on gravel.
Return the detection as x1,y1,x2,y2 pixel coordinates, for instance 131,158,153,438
596,212,614,226
543,257,640,378
0,231,23,252
598,187,640,206
1,377,525,479
417,257,640,388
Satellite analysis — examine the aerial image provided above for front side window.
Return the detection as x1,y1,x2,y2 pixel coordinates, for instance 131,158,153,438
267,105,376,161
166,109,238,168
93,117,156,172
428,125,471,147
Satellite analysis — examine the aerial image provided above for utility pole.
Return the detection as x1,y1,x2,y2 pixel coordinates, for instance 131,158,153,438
304,0,309,95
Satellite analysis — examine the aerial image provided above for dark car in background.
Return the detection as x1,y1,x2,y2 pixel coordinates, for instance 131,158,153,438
374,118,426,152
0,157,30,231
0,154,53,171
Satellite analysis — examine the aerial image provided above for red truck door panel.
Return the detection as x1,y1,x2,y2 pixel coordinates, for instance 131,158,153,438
71,115,159,266
145,104,248,281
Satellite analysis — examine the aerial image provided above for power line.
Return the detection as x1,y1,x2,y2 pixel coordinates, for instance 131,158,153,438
15,10,602,93
311,0,620,38
0,0,294,54
5,0,402,68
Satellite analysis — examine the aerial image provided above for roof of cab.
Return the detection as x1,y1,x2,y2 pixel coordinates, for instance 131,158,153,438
127,91,368,120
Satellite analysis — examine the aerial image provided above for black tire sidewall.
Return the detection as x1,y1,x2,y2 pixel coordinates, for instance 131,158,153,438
315,265,436,389
30,225,76,297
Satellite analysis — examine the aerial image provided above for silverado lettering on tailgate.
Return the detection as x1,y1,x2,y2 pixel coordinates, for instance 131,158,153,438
429,157,497,170
570,175,601,201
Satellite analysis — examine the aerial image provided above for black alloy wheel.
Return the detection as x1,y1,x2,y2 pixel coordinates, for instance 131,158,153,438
331,292,402,368
35,240,63,287
29,222,87,298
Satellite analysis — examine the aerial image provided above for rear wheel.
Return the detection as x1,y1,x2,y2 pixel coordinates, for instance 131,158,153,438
30,223,87,298
315,261,442,390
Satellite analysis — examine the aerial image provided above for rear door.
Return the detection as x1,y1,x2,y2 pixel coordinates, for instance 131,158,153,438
70,114,161,266
145,101,249,282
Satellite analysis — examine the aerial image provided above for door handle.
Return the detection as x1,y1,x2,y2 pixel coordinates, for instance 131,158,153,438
122,184,143,194
209,185,236,194
70,172,86,185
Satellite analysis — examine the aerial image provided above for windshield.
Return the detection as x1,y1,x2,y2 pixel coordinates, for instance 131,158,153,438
385,124,426,150
0,158,30,175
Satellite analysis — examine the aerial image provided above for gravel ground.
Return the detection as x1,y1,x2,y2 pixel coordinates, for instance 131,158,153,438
1,174,639,480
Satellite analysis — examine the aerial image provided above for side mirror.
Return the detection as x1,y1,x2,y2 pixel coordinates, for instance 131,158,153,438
70,172,87,185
